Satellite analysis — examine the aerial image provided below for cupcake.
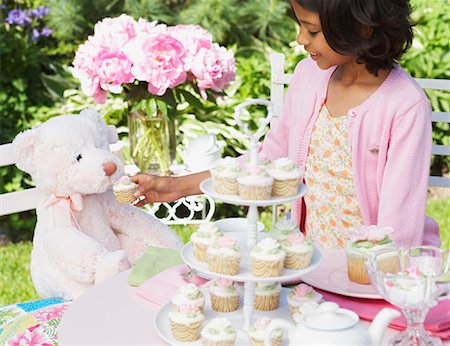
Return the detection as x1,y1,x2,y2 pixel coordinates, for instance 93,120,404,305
292,301,321,323
207,235,241,275
208,278,240,312
287,283,322,316
280,233,314,270
169,304,205,342
172,283,205,313
113,176,138,204
210,157,242,195
272,218,299,241
250,237,285,277
237,166,273,200
191,222,223,262
254,281,281,311
201,318,236,346
268,157,302,197
345,226,396,284
248,317,283,346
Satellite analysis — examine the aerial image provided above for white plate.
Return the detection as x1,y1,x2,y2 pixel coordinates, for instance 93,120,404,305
181,231,322,283
200,178,307,206
154,288,291,346
300,249,382,299
214,217,265,233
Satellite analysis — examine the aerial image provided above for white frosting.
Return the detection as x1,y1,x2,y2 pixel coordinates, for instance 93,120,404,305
280,238,313,254
211,157,242,178
292,301,320,323
273,219,299,236
255,281,281,296
190,222,222,245
169,310,205,324
237,175,273,186
172,284,205,308
207,236,241,258
209,280,240,298
346,238,396,257
384,273,432,306
250,238,286,262
113,176,137,192
287,285,322,307
248,318,283,341
268,158,302,180
201,318,236,341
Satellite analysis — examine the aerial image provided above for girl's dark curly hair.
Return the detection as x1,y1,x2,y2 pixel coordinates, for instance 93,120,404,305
295,0,414,75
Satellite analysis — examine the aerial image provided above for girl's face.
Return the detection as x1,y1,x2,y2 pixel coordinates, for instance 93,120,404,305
291,0,354,69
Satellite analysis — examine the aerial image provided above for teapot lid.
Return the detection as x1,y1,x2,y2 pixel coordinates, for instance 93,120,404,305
302,302,359,331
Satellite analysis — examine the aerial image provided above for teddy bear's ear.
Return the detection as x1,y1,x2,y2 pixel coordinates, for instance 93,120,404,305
79,108,105,128
13,129,38,174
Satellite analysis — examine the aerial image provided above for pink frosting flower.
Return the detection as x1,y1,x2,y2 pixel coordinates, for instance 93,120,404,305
216,235,237,248
6,328,52,346
124,33,187,95
349,225,394,243
287,233,305,245
191,43,235,98
179,304,198,314
293,283,313,297
254,317,272,330
215,278,234,288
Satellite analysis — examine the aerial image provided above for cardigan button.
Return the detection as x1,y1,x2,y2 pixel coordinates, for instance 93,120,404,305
349,110,357,117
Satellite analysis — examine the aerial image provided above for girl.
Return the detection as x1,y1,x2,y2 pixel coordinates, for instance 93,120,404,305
131,0,440,249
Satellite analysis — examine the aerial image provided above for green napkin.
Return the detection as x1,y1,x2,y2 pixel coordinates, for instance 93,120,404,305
128,246,183,287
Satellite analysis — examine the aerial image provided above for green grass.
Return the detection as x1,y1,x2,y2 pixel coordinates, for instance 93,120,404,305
1,198,449,306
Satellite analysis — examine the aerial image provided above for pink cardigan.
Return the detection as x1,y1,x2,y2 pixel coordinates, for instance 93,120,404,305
260,57,440,247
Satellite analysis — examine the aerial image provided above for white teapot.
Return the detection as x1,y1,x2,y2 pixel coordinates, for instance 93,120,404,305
264,302,400,346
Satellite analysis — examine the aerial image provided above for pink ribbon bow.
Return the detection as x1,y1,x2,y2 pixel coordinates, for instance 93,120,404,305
44,194,84,230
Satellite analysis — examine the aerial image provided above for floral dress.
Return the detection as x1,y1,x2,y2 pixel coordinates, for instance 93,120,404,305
304,104,364,249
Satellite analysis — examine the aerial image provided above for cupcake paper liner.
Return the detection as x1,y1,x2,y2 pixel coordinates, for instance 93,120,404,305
210,294,240,312
284,250,312,269
114,190,137,204
250,336,282,346
208,254,240,275
170,320,202,342
251,258,284,277
212,176,239,195
238,184,272,200
255,293,280,311
202,339,236,346
271,178,299,198
193,242,208,262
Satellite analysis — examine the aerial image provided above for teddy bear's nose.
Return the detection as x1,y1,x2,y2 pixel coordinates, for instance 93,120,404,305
103,162,117,177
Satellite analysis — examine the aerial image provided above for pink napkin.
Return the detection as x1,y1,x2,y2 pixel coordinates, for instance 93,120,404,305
318,289,450,339
136,265,208,306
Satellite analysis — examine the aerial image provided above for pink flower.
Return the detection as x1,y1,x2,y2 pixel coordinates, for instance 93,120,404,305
33,303,69,322
93,14,137,50
216,235,237,248
254,317,272,330
124,33,187,95
215,278,234,288
135,18,167,36
169,25,213,70
97,50,134,93
287,233,305,245
6,328,52,346
293,284,313,297
191,43,235,98
179,304,197,314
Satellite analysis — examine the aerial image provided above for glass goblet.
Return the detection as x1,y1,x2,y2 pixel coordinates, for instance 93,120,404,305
366,246,449,346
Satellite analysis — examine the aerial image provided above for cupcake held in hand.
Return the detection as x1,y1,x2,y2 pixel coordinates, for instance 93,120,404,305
208,278,240,312
191,222,223,262
250,237,285,277
169,304,205,342
207,235,241,275
345,226,396,284
280,233,313,269
172,283,205,313
254,281,281,311
268,157,302,197
287,283,322,316
113,176,138,204
248,317,283,346
201,317,236,346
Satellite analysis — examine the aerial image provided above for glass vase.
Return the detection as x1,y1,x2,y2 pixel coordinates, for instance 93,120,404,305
128,110,176,176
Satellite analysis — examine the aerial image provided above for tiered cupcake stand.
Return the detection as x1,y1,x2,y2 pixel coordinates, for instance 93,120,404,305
154,100,323,345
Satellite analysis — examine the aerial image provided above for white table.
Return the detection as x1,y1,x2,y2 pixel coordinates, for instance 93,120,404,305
58,269,441,346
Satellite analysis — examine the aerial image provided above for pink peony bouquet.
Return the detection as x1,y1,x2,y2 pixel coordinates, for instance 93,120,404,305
72,14,236,105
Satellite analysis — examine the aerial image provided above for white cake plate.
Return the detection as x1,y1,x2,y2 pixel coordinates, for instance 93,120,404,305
154,288,291,346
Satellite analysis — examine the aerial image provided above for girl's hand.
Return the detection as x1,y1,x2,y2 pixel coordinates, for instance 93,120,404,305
131,174,180,206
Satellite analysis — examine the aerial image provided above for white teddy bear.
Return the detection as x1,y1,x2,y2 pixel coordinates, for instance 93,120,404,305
13,108,183,300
